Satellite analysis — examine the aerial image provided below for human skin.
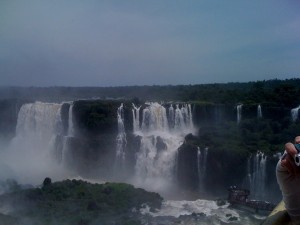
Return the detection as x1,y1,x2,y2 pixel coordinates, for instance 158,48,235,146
281,136,300,175
277,136,300,223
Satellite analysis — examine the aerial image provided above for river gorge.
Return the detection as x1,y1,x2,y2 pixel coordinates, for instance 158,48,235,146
0,94,299,224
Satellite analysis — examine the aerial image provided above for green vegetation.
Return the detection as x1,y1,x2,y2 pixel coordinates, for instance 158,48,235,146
179,103,300,190
1,79,300,195
1,79,300,107
0,179,162,225
73,100,120,136
197,117,300,156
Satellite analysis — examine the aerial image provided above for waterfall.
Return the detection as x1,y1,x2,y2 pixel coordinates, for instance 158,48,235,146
137,103,193,133
168,104,175,129
175,104,185,131
188,104,194,130
132,104,141,133
291,106,300,122
133,102,195,191
15,102,63,143
197,147,208,190
247,152,267,200
116,103,127,161
141,102,169,133
4,102,66,184
237,104,242,124
60,136,68,165
67,103,75,137
197,147,201,184
257,104,262,119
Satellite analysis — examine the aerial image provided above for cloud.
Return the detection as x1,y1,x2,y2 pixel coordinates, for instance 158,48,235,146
0,0,300,86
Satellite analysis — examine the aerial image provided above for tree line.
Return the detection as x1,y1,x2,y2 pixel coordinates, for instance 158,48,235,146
1,78,300,107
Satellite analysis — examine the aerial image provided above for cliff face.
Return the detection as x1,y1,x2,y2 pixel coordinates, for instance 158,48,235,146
0,99,298,200
62,100,124,178
179,103,299,200
68,101,294,199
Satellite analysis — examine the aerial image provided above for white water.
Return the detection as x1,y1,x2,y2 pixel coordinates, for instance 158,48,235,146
197,147,201,186
175,104,185,131
197,147,208,190
15,102,63,142
257,105,262,118
133,102,195,192
0,102,68,184
141,199,235,218
168,104,175,129
291,105,300,122
237,104,242,123
188,104,194,130
116,103,127,161
140,199,264,224
67,103,75,137
132,103,141,133
247,152,267,200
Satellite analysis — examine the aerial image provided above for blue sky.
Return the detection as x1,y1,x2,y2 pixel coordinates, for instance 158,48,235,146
1,0,300,86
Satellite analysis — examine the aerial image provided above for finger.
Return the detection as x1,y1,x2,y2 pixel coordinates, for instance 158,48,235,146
281,158,294,174
285,142,297,155
286,153,298,175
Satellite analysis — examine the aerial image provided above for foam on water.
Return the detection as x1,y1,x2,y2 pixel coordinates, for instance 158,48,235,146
141,199,240,223
140,198,266,225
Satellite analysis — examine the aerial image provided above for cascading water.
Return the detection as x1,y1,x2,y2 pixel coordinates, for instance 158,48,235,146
133,102,195,191
197,147,201,182
175,104,185,130
132,103,141,133
197,147,208,190
188,104,194,130
236,104,242,124
2,102,67,184
60,102,75,168
116,103,127,161
291,105,300,122
67,103,75,137
168,104,175,129
15,102,63,145
140,102,169,132
245,152,267,200
257,104,262,118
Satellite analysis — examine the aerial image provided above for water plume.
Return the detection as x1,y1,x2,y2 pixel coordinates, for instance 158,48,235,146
132,102,195,193
0,102,70,185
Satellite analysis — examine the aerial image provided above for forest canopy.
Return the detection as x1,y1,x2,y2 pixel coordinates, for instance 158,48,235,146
1,78,300,107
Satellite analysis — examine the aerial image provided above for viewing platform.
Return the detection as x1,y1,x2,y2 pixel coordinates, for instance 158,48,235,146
228,186,276,213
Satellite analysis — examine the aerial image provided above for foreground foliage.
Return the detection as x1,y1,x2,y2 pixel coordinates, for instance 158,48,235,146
0,179,163,225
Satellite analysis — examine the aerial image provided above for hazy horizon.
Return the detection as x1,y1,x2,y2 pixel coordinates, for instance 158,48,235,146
1,0,300,87
1,77,299,89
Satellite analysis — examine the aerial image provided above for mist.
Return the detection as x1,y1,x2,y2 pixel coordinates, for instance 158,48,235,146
0,137,70,185
0,103,72,186
1,1,299,224
1,84,295,224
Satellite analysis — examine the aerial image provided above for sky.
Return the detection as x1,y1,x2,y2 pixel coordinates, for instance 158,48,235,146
1,0,300,87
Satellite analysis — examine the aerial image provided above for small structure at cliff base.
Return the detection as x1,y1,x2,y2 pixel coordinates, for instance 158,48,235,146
228,186,276,213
